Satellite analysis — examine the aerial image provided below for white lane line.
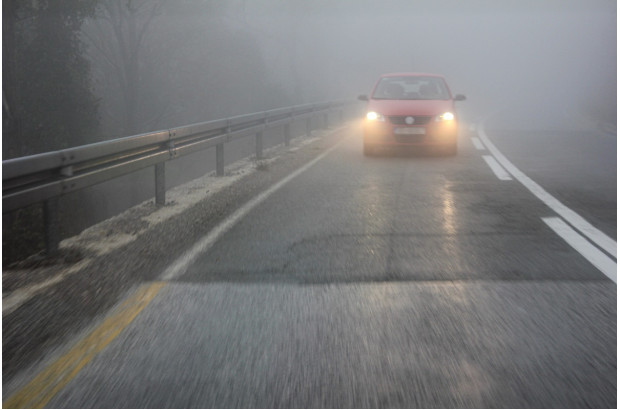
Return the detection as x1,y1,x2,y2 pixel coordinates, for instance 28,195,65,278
482,155,512,180
471,137,485,150
543,217,617,282
478,123,617,258
160,138,344,281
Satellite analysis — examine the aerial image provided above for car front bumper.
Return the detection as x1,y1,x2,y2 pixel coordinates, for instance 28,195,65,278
363,120,458,147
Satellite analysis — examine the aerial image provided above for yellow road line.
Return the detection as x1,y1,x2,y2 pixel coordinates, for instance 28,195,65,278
4,282,166,409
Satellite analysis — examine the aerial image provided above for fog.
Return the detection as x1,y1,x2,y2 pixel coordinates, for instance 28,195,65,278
3,0,616,262
81,0,616,140
2,5,617,403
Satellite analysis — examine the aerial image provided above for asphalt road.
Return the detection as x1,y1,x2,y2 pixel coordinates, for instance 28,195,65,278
6,112,617,408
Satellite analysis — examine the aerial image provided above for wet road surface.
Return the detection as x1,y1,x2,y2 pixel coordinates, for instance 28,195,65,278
5,114,616,408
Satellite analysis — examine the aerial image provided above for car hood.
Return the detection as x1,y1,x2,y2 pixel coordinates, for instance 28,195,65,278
367,99,454,116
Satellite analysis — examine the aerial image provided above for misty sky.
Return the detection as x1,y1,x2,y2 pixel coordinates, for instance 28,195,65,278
81,0,616,138
217,0,616,120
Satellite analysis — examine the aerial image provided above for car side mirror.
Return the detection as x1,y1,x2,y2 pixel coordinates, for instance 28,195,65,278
454,94,466,101
358,94,369,101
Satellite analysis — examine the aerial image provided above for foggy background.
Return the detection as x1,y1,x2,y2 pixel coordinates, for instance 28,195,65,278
2,0,616,263
4,0,616,154
83,0,616,143
88,0,615,139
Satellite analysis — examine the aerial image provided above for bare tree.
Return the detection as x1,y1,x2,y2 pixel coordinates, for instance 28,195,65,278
83,0,162,136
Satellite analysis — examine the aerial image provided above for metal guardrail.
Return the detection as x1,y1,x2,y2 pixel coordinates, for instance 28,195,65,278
3,100,351,255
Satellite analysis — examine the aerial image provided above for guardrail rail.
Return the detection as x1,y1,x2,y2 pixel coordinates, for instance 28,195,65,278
3,100,352,255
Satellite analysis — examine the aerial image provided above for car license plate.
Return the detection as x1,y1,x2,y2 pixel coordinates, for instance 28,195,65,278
394,127,425,135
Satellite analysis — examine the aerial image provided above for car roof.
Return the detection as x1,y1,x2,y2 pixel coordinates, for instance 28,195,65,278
379,72,445,79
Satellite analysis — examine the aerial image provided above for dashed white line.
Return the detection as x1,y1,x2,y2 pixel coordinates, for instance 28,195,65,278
542,217,616,282
471,137,485,150
478,123,617,258
482,155,512,180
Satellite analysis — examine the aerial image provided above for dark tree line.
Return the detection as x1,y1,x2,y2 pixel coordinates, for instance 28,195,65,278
3,0,294,158
3,0,99,159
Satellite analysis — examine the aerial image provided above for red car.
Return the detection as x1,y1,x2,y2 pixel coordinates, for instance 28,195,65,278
359,73,465,156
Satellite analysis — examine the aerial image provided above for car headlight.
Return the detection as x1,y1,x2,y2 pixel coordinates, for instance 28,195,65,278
435,112,455,122
366,112,386,122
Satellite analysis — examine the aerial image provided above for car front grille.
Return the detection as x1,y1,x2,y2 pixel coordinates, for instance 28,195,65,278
389,115,432,125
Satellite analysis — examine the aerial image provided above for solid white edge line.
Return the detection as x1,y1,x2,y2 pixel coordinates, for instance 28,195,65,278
478,123,617,258
542,217,617,282
482,155,512,180
471,137,485,150
160,138,344,281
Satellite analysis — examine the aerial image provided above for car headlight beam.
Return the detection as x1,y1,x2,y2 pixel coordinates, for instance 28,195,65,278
435,112,455,122
366,111,386,122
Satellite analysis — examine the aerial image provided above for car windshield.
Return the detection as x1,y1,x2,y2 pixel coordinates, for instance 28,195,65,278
372,76,450,100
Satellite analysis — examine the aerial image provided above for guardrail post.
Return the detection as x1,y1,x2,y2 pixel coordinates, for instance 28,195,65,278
216,143,224,176
44,197,60,256
284,123,291,147
155,163,166,206
256,131,263,160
